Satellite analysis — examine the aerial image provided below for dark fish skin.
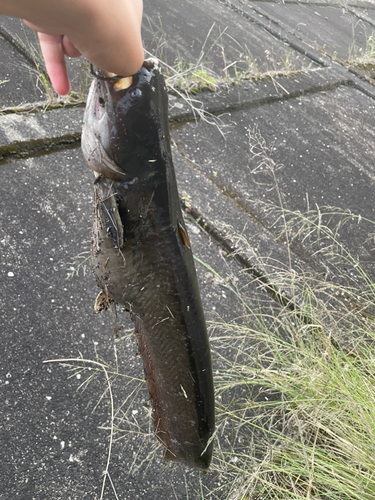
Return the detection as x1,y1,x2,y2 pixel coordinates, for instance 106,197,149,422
82,60,215,470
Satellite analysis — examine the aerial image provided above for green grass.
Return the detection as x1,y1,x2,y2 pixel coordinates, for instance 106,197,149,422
348,20,375,66
9,19,91,105
160,48,312,97
144,19,313,98
209,204,375,499
347,20,375,78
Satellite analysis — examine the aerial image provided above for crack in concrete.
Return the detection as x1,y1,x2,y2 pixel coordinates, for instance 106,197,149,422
0,133,81,164
174,141,328,273
219,0,375,100
0,76,355,162
217,0,330,66
206,78,352,113
174,142,268,226
170,75,352,127
182,197,323,325
0,25,50,82
347,69,375,97
245,4,375,94
0,100,86,115
184,196,375,331
348,7,375,28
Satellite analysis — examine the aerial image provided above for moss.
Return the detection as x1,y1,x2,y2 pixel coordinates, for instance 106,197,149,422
0,133,81,164
0,100,86,115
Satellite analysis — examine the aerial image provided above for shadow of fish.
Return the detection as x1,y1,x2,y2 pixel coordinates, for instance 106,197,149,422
82,59,215,470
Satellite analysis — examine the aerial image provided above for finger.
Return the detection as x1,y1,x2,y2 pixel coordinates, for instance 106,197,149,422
23,20,39,31
62,35,81,58
38,32,70,96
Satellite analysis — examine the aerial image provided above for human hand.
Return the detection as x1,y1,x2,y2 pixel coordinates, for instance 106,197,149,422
0,0,143,95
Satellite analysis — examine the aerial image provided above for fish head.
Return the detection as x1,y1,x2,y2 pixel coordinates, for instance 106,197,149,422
82,58,168,179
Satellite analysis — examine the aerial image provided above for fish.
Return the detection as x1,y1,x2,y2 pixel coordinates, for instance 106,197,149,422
81,59,215,470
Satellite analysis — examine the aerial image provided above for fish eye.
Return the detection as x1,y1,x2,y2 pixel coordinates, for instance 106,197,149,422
130,88,142,99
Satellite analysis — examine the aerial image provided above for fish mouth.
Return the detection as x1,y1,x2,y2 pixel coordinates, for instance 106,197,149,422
86,58,158,125
86,57,159,124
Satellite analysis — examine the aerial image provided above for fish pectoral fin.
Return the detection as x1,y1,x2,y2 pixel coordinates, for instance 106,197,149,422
95,184,125,248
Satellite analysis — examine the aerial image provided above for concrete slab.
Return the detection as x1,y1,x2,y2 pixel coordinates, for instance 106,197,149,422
171,83,375,280
0,65,346,165
142,0,316,78
0,107,83,146
0,147,273,498
249,2,375,61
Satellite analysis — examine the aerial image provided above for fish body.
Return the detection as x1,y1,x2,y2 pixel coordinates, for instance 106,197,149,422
82,60,215,470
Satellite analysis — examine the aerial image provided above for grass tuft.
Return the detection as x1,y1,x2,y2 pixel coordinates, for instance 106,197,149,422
208,204,375,499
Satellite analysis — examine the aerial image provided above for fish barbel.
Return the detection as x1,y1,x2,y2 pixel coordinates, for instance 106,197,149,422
81,59,215,470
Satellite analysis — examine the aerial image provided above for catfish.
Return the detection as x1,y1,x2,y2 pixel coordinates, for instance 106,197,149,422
81,59,215,470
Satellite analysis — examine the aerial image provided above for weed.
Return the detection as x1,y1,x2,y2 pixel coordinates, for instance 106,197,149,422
166,59,218,94
144,18,313,98
347,19,375,74
12,27,55,101
191,194,375,498
212,259,375,499
10,20,90,103
66,250,91,279
205,128,375,498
